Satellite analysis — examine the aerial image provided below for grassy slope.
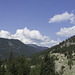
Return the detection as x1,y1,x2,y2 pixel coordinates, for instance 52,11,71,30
52,53,75,75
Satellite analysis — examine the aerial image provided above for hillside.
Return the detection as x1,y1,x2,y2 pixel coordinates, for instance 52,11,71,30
29,35,75,75
30,35,75,64
51,35,75,53
0,38,40,59
35,35,75,56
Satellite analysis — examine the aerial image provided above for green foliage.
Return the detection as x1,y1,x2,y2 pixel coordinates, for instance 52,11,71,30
68,59,73,70
30,65,41,75
0,51,57,75
1,52,30,75
0,65,6,75
15,55,30,75
67,51,73,70
7,51,14,64
40,54,55,75
4,71,12,75
64,52,67,57
8,61,17,75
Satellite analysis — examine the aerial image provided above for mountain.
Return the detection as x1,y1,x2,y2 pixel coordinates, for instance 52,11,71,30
31,35,75,58
51,35,75,53
43,35,75,54
0,38,40,59
28,44,48,51
1,35,75,60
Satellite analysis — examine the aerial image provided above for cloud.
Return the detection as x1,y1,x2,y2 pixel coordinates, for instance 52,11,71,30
48,12,75,24
0,27,60,47
0,30,11,39
56,26,75,37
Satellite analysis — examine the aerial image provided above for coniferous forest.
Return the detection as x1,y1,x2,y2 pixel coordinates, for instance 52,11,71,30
0,51,59,75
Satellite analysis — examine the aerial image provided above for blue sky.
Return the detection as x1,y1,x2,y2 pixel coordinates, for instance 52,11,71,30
0,0,75,47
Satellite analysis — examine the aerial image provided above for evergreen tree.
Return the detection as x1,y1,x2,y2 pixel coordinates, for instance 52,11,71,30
16,55,30,75
40,54,55,75
7,51,14,64
0,65,6,75
68,59,73,70
67,51,73,70
6,51,17,75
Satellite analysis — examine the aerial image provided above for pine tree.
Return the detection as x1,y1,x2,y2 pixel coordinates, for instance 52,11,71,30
16,54,30,75
7,51,14,64
67,51,73,70
68,59,73,70
6,51,17,75
40,54,55,75
0,65,6,75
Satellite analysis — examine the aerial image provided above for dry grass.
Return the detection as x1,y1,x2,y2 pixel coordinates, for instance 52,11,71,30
53,53,75,75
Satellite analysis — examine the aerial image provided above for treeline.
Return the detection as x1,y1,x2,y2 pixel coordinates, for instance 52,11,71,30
0,51,59,75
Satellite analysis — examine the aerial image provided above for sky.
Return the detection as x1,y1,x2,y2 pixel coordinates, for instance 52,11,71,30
0,0,75,47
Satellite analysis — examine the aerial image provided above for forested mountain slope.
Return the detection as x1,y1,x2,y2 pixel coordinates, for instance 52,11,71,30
0,38,39,59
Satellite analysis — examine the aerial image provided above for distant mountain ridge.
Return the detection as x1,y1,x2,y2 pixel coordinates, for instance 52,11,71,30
28,44,48,51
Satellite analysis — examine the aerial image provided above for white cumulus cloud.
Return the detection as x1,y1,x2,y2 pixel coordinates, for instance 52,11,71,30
0,30,11,39
0,27,60,47
48,12,75,24
56,26,75,37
